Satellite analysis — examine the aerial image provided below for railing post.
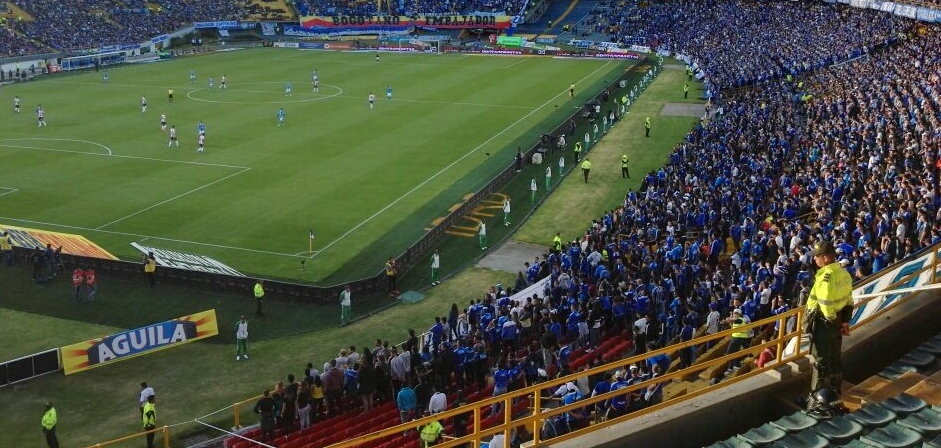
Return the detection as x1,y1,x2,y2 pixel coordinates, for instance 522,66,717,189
532,391,541,447
233,400,241,430
775,313,786,364
162,426,170,448
472,406,481,448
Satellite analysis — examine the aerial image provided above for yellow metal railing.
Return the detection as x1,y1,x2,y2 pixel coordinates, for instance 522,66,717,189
86,426,169,448
88,242,941,448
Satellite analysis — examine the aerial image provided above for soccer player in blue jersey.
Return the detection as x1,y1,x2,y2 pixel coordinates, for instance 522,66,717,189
277,108,285,127
208,76,214,89
189,70,196,84
197,121,206,136
386,85,393,99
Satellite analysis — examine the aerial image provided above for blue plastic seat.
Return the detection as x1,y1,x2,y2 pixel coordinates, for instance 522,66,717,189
769,412,818,433
849,403,898,429
736,424,787,447
879,393,927,417
812,414,864,445
767,431,828,448
879,363,919,380
898,349,936,369
859,422,922,448
896,407,941,437
918,339,941,355
704,436,755,448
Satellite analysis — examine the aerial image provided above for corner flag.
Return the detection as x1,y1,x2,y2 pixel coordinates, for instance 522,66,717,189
309,228,316,253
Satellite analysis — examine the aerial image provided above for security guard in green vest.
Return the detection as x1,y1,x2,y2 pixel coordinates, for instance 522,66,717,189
684,83,689,99
580,158,592,183
573,141,582,164
644,117,651,137
419,416,444,447
686,66,693,81
41,402,59,448
805,240,853,397
254,280,265,316
621,154,630,178
142,394,156,448
725,309,751,372
552,232,563,253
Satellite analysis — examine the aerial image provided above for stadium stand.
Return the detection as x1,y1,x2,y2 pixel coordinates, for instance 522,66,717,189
219,6,941,447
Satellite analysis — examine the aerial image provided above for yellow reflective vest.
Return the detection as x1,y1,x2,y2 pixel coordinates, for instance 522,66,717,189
807,262,853,321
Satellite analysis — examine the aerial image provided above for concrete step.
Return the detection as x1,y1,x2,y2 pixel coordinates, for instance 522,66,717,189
904,371,941,406
844,376,892,412
861,371,927,407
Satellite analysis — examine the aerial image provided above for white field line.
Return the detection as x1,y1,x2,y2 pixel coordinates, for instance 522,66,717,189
502,59,528,70
0,139,249,169
0,187,19,198
95,167,251,230
309,60,614,259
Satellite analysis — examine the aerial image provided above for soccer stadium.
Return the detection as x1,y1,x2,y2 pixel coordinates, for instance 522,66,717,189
1,0,940,447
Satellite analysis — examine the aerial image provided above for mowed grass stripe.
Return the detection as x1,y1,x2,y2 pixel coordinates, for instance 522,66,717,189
0,50,627,281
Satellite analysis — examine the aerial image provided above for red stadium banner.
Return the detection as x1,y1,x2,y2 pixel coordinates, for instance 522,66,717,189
299,14,513,30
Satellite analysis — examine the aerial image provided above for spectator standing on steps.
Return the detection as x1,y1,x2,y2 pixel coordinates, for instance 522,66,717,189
235,315,249,360
503,196,511,226
254,280,265,316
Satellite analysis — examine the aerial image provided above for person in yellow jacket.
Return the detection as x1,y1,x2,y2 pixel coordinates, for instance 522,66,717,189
1,231,12,266
805,240,853,398
41,402,59,448
621,154,630,178
254,280,265,316
142,394,156,448
419,415,444,448
581,158,592,183
143,252,157,287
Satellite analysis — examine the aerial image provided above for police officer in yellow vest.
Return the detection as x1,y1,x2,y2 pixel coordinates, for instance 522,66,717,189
419,415,444,448
1,231,12,266
142,394,156,448
683,83,689,99
621,154,630,178
552,232,563,253
254,280,265,316
581,158,592,183
644,117,651,137
573,140,582,164
805,240,853,397
725,309,751,372
41,402,59,448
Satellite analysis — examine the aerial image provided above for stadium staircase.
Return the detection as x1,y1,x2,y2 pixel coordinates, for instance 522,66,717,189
0,1,33,20
704,332,941,448
514,0,580,36
223,332,635,448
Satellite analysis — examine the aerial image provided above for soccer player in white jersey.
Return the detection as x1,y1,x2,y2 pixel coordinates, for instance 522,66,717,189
220,75,227,89
189,70,196,84
141,96,147,113
168,125,179,147
313,79,320,93
368,92,375,109
14,95,20,113
208,76,214,89
197,134,205,153
36,105,46,127
160,113,167,131
285,82,293,97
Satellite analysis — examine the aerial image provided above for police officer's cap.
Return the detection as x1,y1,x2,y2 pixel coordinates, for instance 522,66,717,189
812,240,837,257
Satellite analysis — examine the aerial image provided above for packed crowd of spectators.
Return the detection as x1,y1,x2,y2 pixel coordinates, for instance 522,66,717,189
603,1,908,89
253,13,941,446
295,0,518,17
0,23,49,57
5,0,252,52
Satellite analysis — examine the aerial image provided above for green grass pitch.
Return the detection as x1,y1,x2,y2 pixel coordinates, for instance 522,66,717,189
0,49,631,283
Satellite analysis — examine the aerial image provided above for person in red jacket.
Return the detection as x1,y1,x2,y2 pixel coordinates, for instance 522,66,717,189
72,266,85,303
85,267,97,303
